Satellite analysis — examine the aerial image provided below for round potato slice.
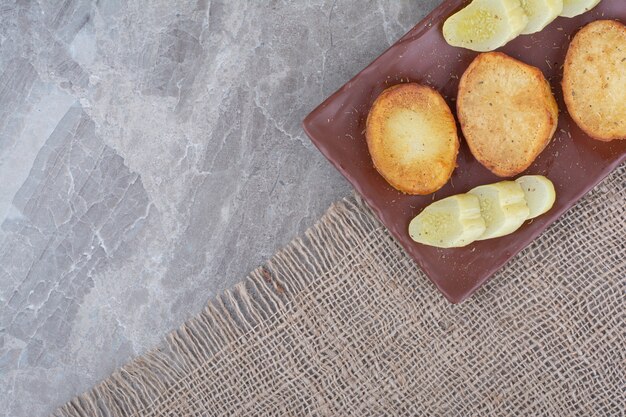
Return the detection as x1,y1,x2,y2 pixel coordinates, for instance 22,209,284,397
515,175,556,219
408,194,486,248
519,0,563,34
468,181,530,240
443,0,528,52
562,20,626,141
366,83,459,195
560,0,601,18
457,52,559,177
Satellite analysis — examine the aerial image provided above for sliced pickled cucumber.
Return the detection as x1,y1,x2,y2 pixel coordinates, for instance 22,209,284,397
443,0,529,52
469,181,530,240
560,0,601,18
519,0,563,34
515,175,556,218
408,194,486,248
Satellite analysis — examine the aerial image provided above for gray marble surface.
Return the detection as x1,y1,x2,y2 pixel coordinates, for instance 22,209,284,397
0,1,439,415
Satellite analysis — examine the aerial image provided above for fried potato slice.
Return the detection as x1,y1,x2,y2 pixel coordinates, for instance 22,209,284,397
457,52,558,177
562,20,626,141
366,83,459,195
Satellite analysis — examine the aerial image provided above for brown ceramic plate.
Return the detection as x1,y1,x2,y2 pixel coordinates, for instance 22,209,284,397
302,0,626,303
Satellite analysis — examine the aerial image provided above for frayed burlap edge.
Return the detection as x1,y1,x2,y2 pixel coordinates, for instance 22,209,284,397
53,164,625,417
53,195,386,417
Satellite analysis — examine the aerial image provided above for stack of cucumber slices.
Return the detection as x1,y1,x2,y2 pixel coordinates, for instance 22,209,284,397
409,175,556,248
443,0,602,52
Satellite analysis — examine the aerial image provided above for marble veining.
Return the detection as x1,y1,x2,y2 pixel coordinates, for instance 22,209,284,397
0,1,439,415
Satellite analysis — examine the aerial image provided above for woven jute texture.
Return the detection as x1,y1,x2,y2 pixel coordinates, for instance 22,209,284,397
55,165,625,417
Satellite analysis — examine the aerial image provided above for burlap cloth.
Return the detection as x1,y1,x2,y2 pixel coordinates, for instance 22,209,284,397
55,165,625,417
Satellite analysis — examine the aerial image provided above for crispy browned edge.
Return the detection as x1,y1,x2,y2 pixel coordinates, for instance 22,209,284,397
457,52,559,177
562,19,626,142
365,83,460,195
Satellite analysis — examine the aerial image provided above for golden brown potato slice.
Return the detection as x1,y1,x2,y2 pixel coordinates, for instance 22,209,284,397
562,20,626,142
366,83,459,195
457,52,558,177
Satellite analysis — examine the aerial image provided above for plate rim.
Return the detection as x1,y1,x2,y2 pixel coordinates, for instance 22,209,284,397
302,0,626,303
